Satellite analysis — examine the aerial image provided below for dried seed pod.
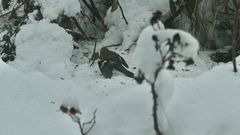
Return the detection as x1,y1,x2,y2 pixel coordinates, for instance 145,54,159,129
60,105,68,113
69,107,78,115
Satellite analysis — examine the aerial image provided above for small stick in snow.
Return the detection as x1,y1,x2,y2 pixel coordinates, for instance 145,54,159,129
116,0,128,25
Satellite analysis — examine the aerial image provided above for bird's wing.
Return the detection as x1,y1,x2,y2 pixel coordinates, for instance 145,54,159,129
119,56,129,68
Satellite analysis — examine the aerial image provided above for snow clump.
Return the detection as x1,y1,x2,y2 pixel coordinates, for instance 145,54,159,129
37,0,81,20
133,25,199,82
14,19,73,77
103,0,169,49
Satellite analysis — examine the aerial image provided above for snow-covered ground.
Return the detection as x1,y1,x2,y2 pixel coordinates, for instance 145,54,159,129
1,52,240,135
1,0,240,135
1,19,240,134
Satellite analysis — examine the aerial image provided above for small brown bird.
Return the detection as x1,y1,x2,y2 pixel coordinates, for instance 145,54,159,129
99,47,129,68
98,47,133,78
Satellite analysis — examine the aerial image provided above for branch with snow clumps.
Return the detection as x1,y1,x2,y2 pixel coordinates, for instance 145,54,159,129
133,25,199,83
133,12,199,135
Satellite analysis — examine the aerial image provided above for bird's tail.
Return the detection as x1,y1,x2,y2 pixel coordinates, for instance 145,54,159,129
114,65,134,78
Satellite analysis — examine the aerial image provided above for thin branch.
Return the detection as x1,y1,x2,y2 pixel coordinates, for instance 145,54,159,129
80,11,96,26
69,115,85,135
103,43,121,48
81,0,104,24
116,0,128,25
69,109,97,135
81,0,92,10
0,2,24,18
89,0,103,22
151,83,163,135
77,119,85,135
90,40,97,66
71,17,90,41
84,109,97,134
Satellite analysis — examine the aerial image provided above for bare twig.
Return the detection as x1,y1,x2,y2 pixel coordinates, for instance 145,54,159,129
69,109,97,135
81,0,104,24
151,83,163,135
83,109,97,134
89,0,103,22
80,11,96,26
90,40,97,66
116,0,128,25
71,17,90,41
0,2,24,18
103,43,121,48
135,25,192,135
77,119,85,135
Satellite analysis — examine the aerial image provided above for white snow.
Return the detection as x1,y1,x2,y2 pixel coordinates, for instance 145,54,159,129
61,96,81,112
155,69,174,107
0,0,24,16
166,63,240,135
13,19,73,78
37,0,81,20
102,0,169,49
1,54,240,135
132,24,162,82
27,10,39,23
133,24,199,82
0,60,93,135
1,0,240,135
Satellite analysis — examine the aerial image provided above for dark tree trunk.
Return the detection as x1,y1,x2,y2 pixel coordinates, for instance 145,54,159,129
232,0,240,73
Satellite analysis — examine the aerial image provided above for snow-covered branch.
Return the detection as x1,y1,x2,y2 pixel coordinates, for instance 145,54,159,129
133,11,199,135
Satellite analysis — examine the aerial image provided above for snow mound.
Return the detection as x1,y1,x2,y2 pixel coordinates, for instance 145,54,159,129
14,20,73,77
167,63,240,135
0,60,93,135
133,25,199,82
1,51,240,135
155,69,174,107
103,0,169,49
132,25,162,82
37,0,81,20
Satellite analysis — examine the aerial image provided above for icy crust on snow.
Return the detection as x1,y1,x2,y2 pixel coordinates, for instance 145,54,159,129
103,0,169,49
133,25,199,82
14,20,73,77
37,0,81,20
